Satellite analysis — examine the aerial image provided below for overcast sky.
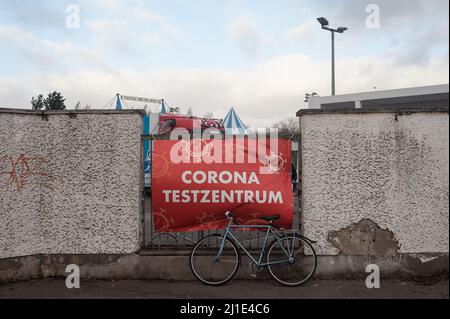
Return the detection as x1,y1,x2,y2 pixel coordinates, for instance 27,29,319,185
0,0,448,128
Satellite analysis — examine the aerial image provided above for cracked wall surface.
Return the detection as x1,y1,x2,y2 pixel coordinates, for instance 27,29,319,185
0,111,144,259
328,219,399,257
300,112,449,255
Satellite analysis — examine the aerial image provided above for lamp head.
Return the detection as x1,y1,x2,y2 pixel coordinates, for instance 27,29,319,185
317,17,329,28
336,27,348,33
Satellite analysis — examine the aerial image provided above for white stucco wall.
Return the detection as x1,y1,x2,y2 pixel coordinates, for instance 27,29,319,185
0,110,144,259
300,112,449,255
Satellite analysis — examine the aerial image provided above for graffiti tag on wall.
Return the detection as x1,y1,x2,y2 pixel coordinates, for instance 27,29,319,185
0,154,55,191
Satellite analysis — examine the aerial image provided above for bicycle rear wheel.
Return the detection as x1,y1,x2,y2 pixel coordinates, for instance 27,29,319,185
267,235,317,287
190,234,240,286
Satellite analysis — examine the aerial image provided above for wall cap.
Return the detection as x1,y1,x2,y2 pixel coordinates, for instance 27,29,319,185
0,108,146,116
296,106,449,117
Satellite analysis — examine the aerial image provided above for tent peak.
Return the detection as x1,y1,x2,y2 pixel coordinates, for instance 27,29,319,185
224,107,247,132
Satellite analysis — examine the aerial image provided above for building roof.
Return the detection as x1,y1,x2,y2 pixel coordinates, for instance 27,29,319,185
305,84,449,111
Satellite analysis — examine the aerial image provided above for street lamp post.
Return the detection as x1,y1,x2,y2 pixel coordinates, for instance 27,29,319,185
317,17,348,96
331,30,335,96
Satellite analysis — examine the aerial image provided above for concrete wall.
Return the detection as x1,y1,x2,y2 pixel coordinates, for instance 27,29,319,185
299,110,449,256
2,252,448,283
0,109,144,259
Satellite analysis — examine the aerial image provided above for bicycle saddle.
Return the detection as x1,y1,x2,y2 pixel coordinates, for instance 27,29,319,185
260,215,280,222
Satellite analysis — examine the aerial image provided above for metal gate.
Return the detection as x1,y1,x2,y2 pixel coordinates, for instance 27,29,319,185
143,134,301,250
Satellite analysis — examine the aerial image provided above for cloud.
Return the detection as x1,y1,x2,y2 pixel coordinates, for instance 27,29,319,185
0,4,185,71
387,21,449,66
84,5,185,52
337,0,448,29
227,15,266,58
336,0,449,65
0,0,65,29
287,0,448,66
133,8,167,24
1,53,447,128
85,19,133,50
0,0,448,129
87,0,124,10
0,76,35,108
282,21,315,44
0,25,109,71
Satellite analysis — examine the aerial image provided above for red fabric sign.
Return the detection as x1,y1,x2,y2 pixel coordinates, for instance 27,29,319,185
152,138,293,232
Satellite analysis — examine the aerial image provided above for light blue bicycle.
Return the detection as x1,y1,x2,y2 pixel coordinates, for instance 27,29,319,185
190,212,317,286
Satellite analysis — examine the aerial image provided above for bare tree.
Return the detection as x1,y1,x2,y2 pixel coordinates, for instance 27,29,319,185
272,116,300,138
204,112,214,120
31,95,45,110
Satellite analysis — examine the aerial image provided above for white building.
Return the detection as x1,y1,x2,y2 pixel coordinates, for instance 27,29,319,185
308,84,449,110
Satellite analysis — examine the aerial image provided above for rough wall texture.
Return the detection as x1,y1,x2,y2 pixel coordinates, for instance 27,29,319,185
0,110,144,259
1,252,448,283
300,112,449,255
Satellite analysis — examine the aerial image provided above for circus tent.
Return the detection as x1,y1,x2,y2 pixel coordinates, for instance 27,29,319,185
223,107,248,134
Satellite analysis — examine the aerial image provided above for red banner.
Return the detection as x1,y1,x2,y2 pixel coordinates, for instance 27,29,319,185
152,138,293,232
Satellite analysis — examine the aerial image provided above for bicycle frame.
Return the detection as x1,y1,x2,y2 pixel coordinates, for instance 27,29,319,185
215,219,295,267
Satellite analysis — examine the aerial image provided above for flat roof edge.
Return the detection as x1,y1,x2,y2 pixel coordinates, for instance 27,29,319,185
308,84,449,102
0,108,146,115
296,107,449,117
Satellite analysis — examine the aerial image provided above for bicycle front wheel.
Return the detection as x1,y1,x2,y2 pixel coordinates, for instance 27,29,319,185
267,236,317,287
190,234,240,286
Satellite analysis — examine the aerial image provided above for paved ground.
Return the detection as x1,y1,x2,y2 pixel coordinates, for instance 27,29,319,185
0,279,448,299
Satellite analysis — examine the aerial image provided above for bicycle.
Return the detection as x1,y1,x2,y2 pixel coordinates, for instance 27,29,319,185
190,211,318,287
